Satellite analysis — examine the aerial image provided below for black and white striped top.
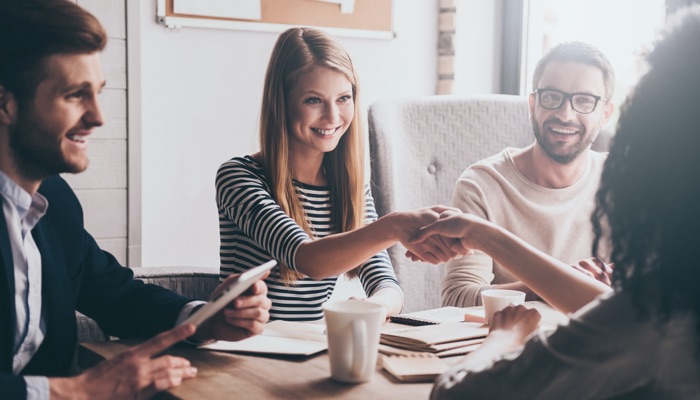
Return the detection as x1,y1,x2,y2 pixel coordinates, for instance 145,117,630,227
216,156,402,321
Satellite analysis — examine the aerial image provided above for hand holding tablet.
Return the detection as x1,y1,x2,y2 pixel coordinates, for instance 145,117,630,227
180,260,276,328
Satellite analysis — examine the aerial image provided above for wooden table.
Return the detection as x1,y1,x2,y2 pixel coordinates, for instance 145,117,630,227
78,302,566,399
78,339,434,400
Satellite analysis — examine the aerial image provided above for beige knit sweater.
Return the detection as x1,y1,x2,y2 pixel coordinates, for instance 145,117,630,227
442,147,609,307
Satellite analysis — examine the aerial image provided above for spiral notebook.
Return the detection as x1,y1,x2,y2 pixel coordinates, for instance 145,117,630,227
389,306,481,326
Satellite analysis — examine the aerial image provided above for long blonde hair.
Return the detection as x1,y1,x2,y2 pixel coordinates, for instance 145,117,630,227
259,27,365,283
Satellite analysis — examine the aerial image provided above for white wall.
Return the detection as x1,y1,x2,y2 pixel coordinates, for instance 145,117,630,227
65,0,129,264
135,0,442,267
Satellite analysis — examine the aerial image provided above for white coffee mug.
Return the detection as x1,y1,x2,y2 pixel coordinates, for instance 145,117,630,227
322,300,385,383
480,289,526,324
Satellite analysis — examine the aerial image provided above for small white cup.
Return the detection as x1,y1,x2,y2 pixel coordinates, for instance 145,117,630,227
480,289,526,324
322,301,385,383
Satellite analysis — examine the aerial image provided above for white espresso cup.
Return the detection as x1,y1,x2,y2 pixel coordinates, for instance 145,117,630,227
480,289,526,324
322,301,385,383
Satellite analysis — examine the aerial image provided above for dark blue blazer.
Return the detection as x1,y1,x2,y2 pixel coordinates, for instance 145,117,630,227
0,176,191,399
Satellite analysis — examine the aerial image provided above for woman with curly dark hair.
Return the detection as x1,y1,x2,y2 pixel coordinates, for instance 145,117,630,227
416,6,700,399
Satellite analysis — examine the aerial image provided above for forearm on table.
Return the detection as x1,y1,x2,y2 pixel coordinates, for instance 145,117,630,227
477,225,611,314
366,287,404,316
294,214,401,279
441,254,494,307
441,281,485,307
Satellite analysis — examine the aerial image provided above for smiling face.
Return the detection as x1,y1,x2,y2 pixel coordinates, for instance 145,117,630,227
286,66,354,160
529,60,613,164
6,52,105,181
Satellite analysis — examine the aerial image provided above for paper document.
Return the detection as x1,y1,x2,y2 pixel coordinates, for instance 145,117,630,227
173,0,261,20
200,320,327,356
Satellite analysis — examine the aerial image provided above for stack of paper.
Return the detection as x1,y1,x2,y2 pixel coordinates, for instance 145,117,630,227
380,322,488,358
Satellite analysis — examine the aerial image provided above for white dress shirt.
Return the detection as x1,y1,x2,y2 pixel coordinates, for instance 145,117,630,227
0,171,49,399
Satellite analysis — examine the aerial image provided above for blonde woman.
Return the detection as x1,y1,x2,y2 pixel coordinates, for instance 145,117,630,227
217,28,464,321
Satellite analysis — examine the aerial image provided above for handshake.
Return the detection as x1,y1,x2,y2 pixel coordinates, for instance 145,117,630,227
392,206,614,288
387,205,483,264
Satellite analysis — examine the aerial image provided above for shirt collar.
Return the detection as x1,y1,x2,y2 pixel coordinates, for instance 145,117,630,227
0,170,48,230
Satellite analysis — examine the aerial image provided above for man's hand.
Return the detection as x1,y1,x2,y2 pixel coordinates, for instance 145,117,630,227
195,274,272,342
50,324,198,400
571,258,613,286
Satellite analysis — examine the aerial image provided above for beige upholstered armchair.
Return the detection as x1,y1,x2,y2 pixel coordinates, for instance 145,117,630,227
368,94,611,312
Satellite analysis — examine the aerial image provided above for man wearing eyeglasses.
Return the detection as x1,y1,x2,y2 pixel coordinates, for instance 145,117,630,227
442,42,614,308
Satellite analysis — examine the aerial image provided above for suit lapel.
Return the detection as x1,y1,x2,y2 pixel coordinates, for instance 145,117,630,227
0,208,16,373
30,218,75,374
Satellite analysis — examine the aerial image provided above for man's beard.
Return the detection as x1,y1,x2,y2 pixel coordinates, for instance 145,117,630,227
9,107,87,181
532,119,594,165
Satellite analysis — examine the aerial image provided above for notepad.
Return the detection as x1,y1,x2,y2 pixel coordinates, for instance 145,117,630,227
199,320,327,356
379,304,566,359
382,353,449,382
380,321,488,358
381,322,488,347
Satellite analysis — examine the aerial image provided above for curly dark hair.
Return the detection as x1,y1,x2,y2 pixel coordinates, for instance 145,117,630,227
592,5,700,353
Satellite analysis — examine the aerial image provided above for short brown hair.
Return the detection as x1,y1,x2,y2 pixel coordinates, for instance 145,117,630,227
0,0,107,106
532,41,615,98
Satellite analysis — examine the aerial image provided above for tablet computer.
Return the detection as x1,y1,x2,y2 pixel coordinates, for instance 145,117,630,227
180,260,277,328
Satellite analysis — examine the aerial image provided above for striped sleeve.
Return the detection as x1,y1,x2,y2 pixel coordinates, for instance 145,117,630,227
216,157,311,271
357,185,404,299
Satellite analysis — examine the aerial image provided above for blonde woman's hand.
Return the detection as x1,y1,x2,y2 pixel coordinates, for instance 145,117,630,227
404,208,472,262
396,206,470,263
409,213,493,255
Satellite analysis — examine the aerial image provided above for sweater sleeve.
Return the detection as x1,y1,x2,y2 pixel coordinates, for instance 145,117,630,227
441,177,496,307
216,158,312,271
357,186,403,298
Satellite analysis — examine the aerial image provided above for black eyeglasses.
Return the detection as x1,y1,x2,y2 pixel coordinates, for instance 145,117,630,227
534,88,606,114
